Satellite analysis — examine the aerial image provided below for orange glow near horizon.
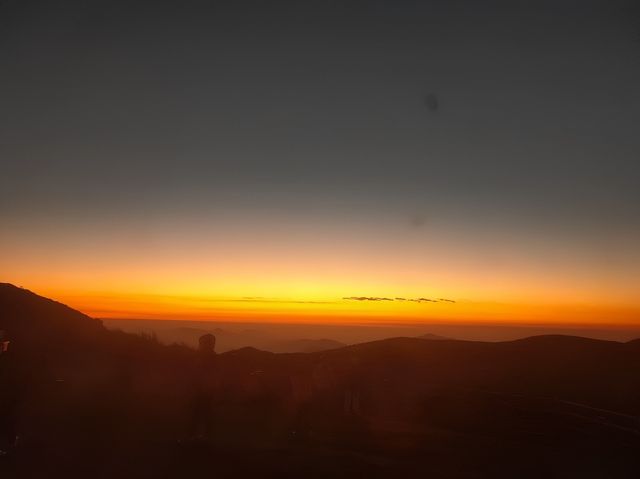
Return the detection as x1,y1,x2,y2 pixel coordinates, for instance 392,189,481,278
48,291,640,328
3,212,639,327
3,274,639,327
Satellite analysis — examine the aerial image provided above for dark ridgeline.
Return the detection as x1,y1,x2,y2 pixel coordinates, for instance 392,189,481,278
1,283,640,478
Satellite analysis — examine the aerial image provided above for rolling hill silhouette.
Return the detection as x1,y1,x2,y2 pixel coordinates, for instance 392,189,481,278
0,283,103,357
0,283,102,334
418,333,451,340
2,284,640,478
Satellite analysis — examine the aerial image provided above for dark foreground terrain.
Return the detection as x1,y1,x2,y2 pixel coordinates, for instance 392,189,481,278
2,283,640,478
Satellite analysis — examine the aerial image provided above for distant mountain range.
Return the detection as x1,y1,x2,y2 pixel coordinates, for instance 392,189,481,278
265,338,346,353
101,319,347,353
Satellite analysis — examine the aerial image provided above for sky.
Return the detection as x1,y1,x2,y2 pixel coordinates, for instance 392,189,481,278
1,0,639,326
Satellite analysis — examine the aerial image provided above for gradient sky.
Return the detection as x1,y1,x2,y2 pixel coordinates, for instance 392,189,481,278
2,0,639,326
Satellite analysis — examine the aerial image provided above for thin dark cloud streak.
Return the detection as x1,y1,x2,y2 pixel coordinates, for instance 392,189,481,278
344,296,456,304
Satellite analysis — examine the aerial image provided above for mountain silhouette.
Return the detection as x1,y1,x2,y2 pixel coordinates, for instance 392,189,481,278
418,333,451,340
2,284,640,478
0,283,103,355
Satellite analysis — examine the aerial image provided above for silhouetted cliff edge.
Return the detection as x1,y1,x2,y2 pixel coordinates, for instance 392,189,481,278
0,283,103,354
